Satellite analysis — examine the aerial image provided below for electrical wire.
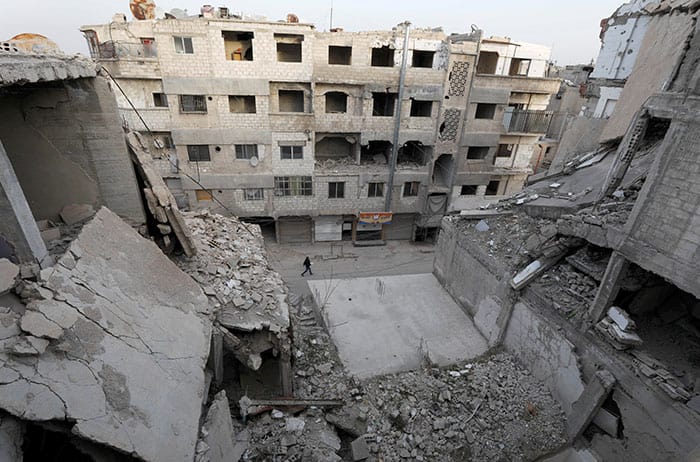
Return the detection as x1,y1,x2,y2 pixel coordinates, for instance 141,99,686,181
99,65,258,239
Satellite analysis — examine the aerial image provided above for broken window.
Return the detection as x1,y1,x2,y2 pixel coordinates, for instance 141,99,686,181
280,145,303,159
361,140,391,164
195,189,213,200
398,141,430,165
477,51,498,74
222,31,253,61
461,185,478,195
467,146,490,160
372,92,397,116
278,90,305,112
150,131,174,151
325,92,348,113
412,50,434,68
475,103,497,119
403,181,420,197
432,154,454,186
328,45,351,65
275,34,303,62
173,36,194,54
244,188,264,200
315,135,356,160
410,100,433,117
274,176,313,196
153,92,168,108
371,46,395,67
496,143,515,157
179,95,207,113
229,95,256,113
187,145,210,161
509,58,531,76
485,180,500,196
368,182,384,197
328,181,345,199
235,144,258,159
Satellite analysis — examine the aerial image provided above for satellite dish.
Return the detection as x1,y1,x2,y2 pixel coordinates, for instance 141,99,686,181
130,0,157,20
249,156,259,167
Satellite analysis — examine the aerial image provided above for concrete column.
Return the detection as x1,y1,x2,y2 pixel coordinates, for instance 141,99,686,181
587,251,629,326
0,140,51,268
279,351,293,397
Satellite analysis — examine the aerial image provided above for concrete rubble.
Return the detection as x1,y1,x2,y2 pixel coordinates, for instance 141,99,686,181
0,207,212,461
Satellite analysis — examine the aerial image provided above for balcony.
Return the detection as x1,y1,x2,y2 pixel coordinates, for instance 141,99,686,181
503,109,553,134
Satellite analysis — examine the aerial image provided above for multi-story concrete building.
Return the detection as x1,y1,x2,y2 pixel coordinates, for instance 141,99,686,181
80,7,559,243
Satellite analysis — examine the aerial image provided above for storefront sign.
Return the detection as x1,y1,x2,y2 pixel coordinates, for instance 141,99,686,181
358,212,393,224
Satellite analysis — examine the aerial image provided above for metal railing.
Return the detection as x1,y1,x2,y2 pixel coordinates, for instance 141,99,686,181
504,109,554,134
96,41,157,59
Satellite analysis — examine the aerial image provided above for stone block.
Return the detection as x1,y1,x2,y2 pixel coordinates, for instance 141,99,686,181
40,227,61,243
0,259,19,295
351,436,370,461
59,204,95,225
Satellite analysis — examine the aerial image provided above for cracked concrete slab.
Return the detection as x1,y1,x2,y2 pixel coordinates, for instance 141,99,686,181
0,207,211,462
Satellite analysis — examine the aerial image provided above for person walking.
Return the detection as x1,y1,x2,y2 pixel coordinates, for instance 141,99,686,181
301,256,313,276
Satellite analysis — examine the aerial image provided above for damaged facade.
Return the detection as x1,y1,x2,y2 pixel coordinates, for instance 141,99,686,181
435,1,700,459
79,8,558,243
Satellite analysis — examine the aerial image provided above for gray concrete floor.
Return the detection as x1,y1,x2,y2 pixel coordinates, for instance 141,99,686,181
265,240,488,379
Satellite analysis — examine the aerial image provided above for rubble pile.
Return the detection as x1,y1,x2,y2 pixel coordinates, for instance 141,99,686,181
595,305,643,349
359,352,567,461
536,263,598,319
630,351,694,403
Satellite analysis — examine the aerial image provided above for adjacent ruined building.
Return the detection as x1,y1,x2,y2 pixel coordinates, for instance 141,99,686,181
79,8,559,243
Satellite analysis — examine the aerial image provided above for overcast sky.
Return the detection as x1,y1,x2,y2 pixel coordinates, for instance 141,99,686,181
2,0,623,65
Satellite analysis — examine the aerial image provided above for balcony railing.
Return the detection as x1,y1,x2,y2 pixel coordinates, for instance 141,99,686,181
95,41,157,59
503,109,554,134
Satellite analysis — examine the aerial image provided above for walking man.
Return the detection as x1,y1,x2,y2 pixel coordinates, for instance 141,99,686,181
301,256,313,277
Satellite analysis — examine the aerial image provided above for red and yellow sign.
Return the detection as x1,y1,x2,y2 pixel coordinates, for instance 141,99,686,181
358,212,393,224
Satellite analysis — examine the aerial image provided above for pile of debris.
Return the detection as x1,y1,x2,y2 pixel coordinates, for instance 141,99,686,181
537,263,598,319
595,305,643,350
630,351,694,403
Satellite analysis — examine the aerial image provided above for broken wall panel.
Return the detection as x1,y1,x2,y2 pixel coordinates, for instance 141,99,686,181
0,208,211,462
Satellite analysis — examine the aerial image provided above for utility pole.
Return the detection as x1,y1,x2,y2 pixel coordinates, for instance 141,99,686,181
384,21,411,212
329,0,334,30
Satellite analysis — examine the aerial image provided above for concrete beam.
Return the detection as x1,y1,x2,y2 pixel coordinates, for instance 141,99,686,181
0,141,51,268
566,370,616,441
587,251,629,326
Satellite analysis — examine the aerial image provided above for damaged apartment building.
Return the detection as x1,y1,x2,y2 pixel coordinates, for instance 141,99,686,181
79,7,559,243
435,0,700,460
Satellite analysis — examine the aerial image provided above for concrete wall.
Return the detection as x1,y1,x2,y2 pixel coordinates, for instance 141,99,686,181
0,77,144,223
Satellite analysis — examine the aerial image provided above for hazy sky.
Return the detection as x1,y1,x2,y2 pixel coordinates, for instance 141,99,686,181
1,0,623,65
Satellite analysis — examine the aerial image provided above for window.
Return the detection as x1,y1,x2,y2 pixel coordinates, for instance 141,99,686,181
496,144,515,158
403,181,420,197
325,92,347,113
173,36,193,54
152,132,174,149
461,185,478,195
222,31,253,61
477,51,498,74
187,145,210,161
368,182,384,198
328,182,345,199
274,176,313,196
235,144,258,159
275,34,303,62
509,58,531,76
243,188,264,201
410,100,432,117
278,90,305,112
475,103,497,119
372,92,397,116
229,95,256,113
485,180,500,196
280,145,303,160
371,46,395,67
412,50,434,68
153,93,168,108
140,38,157,57
179,95,207,113
328,45,351,65
195,189,213,201
467,146,489,160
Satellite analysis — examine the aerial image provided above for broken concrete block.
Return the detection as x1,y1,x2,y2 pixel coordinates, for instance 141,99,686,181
157,224,172,235
351,436,370,461
610,323,642,346
0,259,19,295
592,407,619,437
19,310,63,339
566,370,616,441
201,391,237,462
40,227,61,243
59,203,95,225
286,417,306,433
326,406,368,437
607,306,636,331
9,335,49,355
